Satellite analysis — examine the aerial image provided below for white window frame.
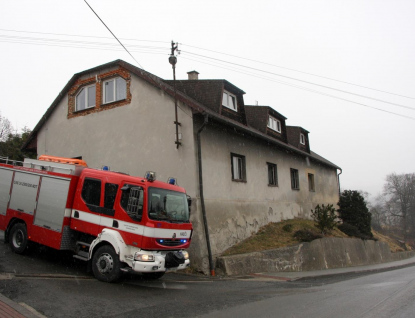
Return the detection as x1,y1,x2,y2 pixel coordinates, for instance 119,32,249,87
268,116,281,133
75,84,96,111
103,77,127,104
222,91,237,112
300,133,306,145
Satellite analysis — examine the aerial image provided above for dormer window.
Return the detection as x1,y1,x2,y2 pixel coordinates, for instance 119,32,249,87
268,116,281,133
300,133,305,145
222,91,237,111
103,77,127,104
75,84,96,111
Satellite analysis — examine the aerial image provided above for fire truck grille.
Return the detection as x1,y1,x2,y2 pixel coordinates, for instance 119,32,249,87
156,239,187,247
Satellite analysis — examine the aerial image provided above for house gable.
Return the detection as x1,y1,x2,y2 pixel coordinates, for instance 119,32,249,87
68,66,132,119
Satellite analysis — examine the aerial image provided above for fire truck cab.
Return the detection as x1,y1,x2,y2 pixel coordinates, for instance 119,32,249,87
0,156,192,282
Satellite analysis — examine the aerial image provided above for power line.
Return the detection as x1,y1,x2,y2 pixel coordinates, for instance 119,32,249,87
181,43,415,100
0,28,169,44
83,0,144,69
181,56,415,121
0,34,167,51
182,51,415,112
1,28,413,119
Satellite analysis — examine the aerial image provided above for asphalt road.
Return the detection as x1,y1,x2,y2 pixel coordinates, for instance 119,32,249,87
1,233,415,318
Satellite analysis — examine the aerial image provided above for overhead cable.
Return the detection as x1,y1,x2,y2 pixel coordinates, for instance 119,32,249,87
181,43,415,100
182,51,415,112
83,0,144,69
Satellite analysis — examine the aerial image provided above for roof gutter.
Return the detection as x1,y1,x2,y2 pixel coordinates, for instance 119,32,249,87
196,114,215,276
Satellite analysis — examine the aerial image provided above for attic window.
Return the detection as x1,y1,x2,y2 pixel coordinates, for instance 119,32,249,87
300,133,306,145
75,84,96,111
222,91,237,111
103,77,127,104
268,116,281,133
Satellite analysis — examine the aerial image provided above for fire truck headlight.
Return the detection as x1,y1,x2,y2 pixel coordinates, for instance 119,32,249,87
134,252,155,262
182,251,189,260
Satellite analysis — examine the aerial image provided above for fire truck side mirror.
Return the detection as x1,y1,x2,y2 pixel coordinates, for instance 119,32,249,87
187,195,192,215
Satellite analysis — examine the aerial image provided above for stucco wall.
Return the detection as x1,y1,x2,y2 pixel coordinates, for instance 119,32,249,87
36,71,198,199
196,120,339,261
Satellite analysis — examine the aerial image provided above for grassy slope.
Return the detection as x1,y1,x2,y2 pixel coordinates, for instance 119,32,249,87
222,219,409,256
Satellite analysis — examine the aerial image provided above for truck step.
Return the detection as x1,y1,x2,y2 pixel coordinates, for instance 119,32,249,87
73,250,89,261
76,241,91,247
73,255,88,261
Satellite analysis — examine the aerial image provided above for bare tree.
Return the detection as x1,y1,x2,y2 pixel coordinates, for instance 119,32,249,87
0,112,12,142
383,173,415,241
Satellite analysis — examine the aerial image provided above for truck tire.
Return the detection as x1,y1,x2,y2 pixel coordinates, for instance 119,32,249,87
92,245,121,283
142,272,165,280
9,223,28,254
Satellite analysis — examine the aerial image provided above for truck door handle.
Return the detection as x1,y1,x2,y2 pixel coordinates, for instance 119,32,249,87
112,220,118,228
74,211,79,218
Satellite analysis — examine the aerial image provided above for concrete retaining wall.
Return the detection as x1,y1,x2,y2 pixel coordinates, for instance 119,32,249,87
216,237,415,276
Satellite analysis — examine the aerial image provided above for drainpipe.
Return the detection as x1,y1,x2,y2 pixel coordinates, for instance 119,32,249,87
197,114,215,276
337,168,343,196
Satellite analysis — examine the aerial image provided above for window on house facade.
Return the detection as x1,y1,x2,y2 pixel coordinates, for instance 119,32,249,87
75,84,96,111
103,77,127,104
308,173,315,192
268,116,281,133
231,153,246,181
300,133,306,145
222,91,237,111
267,163,278,186
290,168,299,190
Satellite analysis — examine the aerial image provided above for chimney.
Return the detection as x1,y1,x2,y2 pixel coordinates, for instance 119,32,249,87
187,70,199,80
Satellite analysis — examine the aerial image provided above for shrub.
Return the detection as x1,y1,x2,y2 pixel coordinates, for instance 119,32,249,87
338,223,373,240
294,229,323,242
338,190,373,238
282,224,293,233
311,204,338,235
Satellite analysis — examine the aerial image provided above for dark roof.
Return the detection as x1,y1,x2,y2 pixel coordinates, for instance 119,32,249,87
22,60,340,171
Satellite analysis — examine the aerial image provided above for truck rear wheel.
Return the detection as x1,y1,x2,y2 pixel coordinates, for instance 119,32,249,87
92,245,121,283
9,223,28,254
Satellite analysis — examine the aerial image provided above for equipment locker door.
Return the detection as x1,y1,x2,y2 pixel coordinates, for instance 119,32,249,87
34,176,70,232
0,168,13,215
9,172,40,215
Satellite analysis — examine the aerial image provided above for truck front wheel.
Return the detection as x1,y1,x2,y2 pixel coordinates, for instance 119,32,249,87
9,223,28,254
92,245,121,283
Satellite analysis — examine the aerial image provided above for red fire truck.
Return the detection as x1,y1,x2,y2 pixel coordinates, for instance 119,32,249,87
0,155,192,282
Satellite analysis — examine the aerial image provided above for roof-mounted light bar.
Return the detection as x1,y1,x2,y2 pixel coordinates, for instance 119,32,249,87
145,171,156,182
167,177,177,185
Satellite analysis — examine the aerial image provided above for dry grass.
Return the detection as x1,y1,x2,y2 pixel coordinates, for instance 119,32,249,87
372,229,411,252
221,218,409,256
222,218,347,256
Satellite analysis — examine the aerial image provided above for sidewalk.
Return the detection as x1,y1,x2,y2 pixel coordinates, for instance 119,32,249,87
0,293,44,318
250,255,415,281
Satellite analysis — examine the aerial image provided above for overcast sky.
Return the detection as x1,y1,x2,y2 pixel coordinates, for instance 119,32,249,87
1,0,414,199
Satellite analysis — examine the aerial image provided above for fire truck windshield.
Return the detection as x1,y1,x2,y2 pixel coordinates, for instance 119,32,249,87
148,188,190,223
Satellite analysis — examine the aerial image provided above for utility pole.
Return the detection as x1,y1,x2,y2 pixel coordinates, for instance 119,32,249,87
169,41,181,149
